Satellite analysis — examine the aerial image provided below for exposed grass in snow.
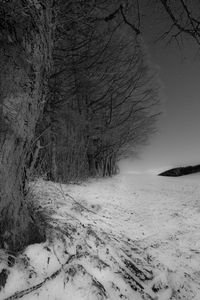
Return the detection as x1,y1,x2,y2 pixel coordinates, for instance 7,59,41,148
1,173,200,299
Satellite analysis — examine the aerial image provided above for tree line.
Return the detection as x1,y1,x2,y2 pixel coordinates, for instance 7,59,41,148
34,0,161,182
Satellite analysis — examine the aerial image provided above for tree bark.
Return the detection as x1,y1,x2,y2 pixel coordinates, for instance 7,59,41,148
0,1,54,251
51,136,58,182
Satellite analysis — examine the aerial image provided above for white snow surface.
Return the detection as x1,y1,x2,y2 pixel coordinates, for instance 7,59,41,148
1,173,200,299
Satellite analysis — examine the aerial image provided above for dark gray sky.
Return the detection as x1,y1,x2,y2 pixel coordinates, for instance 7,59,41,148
141,38,200,171
123,10,200,172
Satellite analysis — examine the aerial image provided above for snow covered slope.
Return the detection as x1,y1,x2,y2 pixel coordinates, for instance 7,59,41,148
1,173,200,299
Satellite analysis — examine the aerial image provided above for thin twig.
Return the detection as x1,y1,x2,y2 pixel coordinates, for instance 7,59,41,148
4,255,76,300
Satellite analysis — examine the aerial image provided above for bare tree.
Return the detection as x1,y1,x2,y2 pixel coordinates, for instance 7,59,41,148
35,0,161,181
158,0,200,46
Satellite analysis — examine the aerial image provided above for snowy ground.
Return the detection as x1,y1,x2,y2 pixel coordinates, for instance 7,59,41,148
1,172,200,299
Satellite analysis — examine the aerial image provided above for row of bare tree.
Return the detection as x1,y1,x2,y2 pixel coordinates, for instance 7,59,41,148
33,1,161,182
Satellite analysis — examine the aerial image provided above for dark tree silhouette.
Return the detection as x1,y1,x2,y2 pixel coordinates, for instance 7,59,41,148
35,0,161,181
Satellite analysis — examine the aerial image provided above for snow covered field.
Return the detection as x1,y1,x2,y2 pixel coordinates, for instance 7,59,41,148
1,172,200,299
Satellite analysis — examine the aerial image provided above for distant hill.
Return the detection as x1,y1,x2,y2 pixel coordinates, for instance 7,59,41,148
159,164,200,177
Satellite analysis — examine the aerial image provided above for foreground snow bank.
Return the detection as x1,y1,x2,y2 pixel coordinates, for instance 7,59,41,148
1,173,200,299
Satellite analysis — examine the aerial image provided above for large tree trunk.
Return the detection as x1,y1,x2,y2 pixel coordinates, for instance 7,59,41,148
0,1,54,251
